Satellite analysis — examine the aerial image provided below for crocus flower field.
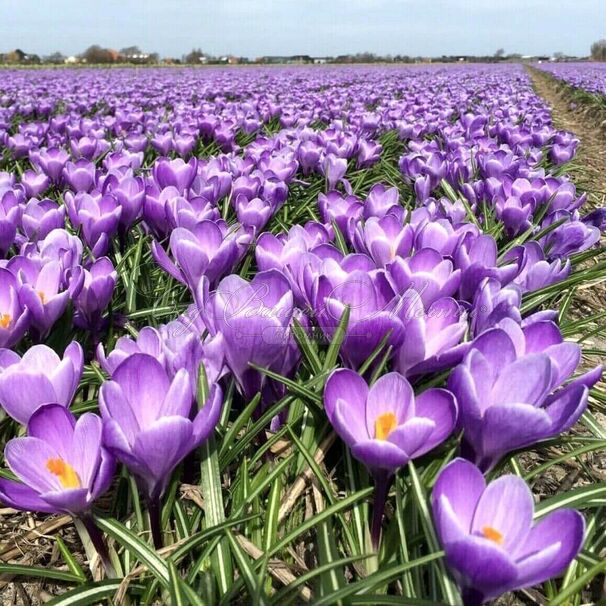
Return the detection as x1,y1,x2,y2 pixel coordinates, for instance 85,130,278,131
0,63,605,606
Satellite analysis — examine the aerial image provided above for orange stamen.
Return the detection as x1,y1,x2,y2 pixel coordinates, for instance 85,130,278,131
482,526,504,545
0,314,10,329
46,458,81,489
38,291,47,304
375,412,397,440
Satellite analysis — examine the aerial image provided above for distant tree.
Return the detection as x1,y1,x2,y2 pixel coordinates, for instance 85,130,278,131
45,51,65,64
553,51,565,60
590,40,606,61
185,48,206,64
119,45,142,57
494,48,505,58
81,45,115,64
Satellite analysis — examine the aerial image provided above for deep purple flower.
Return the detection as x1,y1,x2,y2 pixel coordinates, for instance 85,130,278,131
152,220,251,292
198,270,294,400
99,353,222,501
0,404,115,514
394,296,468,378
73,257,117,332
432,458,584,605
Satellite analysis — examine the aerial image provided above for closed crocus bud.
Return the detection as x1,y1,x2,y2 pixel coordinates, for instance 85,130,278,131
353,214,414,267
310,254,407,369
73,257,117,332
318,191,363,242
77,194,122,256
173,133,197,157
325,369,457,547
357,138,382,168
454,233,519,302
63,159,96,193
99,353,222,502
0,192,20,257
432,459,585,606
0,404,115,514
394,296,468,378
322,153,348,190
20,198,66,243
363,184,401,219
0,342,83,424
388,248,461,306
235,194,273,232
0,268,30,348
152,220,251,292
21,170,50,198
470,278,521,337
151,132,174,156
33,147,70,183
448,323,601,472
541,214,600,259
152,157,197,194
297,141,322,175
198,270,294,400
102,174,145,229
503,242,570,294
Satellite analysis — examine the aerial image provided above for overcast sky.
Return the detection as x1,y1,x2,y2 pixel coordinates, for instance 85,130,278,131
0,0,604,59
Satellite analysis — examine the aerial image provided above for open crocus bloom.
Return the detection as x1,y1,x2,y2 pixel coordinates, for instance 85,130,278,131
99,353,223,501
0,404,115,514
432,459,585,605
0,342,83,424
324,369,457,472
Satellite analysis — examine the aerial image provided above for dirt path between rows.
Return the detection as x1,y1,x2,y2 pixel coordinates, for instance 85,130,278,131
528,66,606,205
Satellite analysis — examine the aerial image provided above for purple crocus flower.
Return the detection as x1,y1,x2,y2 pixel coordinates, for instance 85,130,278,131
432,458,585,606
63,159,97,193
197,270,294,400
318,191,363,243
15,259,73,338
0,191,21,257
0,404,115,514
394,296,468,378
73,257,117,332
353,214,414,267
0,268,30,348
151,220,251,292
321,153,348,190
449,321,602,471
99,353,222,511
325,368,457,547
152,157,197,194
20,198,66,243
388,248,461,307
0,342,83,424
20,169,50,198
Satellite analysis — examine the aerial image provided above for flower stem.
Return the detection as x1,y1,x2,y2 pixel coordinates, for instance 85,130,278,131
370,472,392,551
79,514,116,577
148,496,163,549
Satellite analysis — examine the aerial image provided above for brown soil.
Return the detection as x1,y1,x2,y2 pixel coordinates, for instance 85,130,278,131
528,67,606,203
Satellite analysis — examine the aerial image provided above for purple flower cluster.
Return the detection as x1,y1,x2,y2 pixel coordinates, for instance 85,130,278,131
0,64,602,602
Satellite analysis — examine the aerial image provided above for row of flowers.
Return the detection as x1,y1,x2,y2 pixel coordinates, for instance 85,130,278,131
0,64,603,604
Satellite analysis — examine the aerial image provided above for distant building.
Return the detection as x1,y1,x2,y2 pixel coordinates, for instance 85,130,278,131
65,55,80,64
313,57,331,64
